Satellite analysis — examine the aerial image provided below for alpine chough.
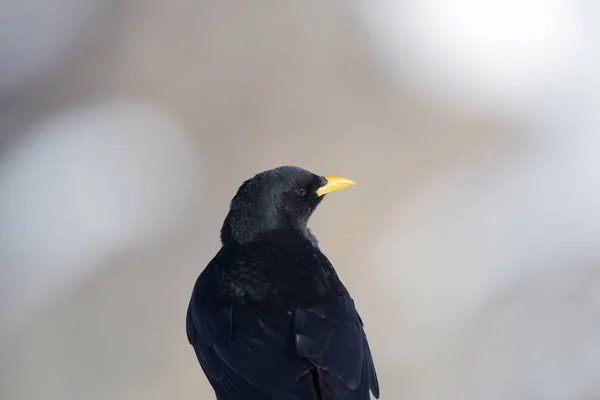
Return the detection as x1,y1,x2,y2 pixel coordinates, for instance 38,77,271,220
186,166,379,400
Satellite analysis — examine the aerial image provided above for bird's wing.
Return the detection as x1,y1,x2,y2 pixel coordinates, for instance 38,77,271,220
293,294,380,399
187,298,319,400
186,250,379,400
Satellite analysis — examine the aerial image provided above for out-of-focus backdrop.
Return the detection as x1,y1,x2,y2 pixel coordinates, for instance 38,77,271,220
1,1,599,399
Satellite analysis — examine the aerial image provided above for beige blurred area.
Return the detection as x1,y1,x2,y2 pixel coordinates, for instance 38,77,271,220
1,1,600,400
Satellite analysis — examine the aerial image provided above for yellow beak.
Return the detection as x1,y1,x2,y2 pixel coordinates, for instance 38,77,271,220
316,176,357,197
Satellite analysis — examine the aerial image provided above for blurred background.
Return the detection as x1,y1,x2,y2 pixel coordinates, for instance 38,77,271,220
1,1,599,399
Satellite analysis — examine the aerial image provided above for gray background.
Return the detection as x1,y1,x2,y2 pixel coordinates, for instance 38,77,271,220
1,1,599,399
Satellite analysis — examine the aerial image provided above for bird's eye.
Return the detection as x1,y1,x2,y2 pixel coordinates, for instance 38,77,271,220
295,188,307,197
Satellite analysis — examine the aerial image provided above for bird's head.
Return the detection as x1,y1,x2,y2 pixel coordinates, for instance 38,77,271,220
220,166,356,245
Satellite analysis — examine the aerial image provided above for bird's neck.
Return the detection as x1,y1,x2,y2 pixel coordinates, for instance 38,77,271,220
221,213,316,247
220,211,314,246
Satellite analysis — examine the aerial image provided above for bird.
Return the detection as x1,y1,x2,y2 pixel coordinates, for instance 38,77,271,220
186,166,379,400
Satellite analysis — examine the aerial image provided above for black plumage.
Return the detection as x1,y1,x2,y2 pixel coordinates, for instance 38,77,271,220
186,166,379,400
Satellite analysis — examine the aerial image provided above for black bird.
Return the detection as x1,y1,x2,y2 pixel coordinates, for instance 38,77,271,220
186,166,379,400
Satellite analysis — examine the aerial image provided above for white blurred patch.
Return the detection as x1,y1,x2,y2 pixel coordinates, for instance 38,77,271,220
0,99,202,338
366,129,600,398
0,0,106,94
360,0,589,117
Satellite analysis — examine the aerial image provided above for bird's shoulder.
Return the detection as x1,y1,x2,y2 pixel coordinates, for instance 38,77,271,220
196,232,345,310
